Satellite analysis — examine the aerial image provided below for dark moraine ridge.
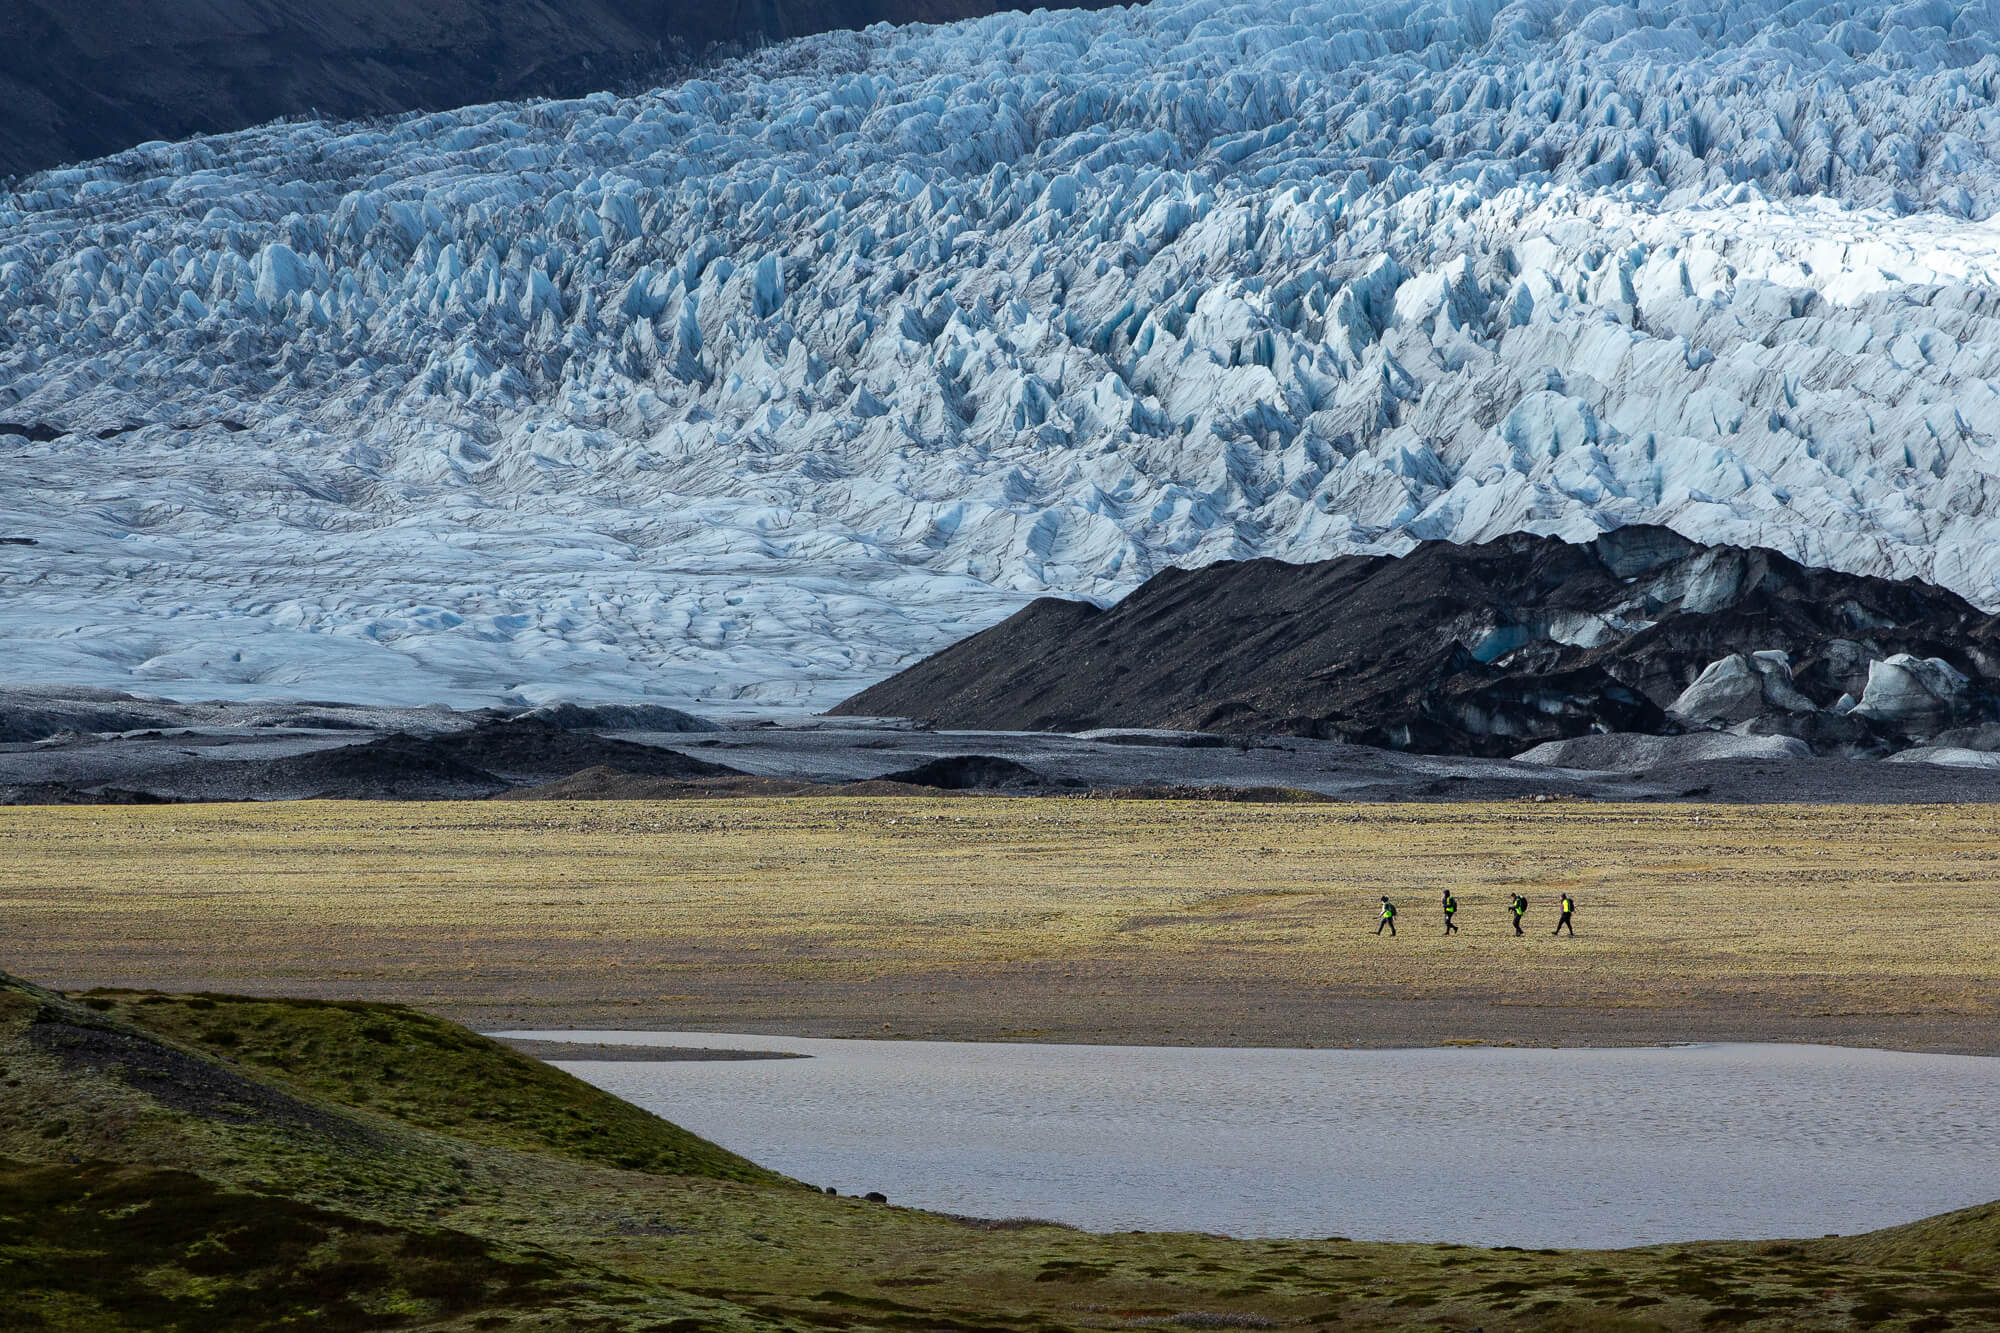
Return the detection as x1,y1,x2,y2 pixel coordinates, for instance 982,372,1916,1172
129,718,748,801
0,0,1122,178
833,526,2000,757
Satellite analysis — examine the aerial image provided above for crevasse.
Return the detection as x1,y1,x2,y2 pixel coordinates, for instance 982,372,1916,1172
2,0,1999,707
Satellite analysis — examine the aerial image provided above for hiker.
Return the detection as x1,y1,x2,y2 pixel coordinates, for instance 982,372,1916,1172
1553,891,1575,936
1509,893,1527,935
1441,889,1459,935
1376,895,1397,936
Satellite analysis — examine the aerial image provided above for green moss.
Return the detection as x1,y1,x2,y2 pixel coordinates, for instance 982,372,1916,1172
93,991,779,1186
8,970,2000,1333
0,1158,573,1331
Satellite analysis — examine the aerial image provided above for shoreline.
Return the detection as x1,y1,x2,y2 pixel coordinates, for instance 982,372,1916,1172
13,798,2000,1065
491,1027,1994,1059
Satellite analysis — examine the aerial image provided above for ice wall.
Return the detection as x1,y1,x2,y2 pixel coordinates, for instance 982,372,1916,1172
3,0,1999,706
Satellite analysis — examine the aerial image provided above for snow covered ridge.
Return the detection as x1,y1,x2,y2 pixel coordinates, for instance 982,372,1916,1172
3,0,2000,708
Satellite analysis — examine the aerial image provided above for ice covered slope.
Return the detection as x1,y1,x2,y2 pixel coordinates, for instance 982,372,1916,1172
4,0,2000,708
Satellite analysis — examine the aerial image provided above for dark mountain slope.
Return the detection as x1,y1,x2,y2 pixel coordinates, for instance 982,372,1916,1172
0,0,1119,177
833,526,2000,757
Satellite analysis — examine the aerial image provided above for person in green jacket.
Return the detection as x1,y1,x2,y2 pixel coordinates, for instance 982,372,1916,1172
1441,890,1459,935
1509,893,1527,935
1376,896,1397,936
1553,892,1576,936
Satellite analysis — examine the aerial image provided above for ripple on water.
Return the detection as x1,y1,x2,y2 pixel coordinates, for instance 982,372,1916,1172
489,1035,2000,1247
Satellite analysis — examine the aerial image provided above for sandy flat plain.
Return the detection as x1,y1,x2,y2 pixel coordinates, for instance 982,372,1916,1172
5,797,1998,1051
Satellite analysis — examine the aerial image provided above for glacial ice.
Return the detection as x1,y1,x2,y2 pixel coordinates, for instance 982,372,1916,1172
1669,650,1819,724
1851,650,1974,730
5,0,2000,707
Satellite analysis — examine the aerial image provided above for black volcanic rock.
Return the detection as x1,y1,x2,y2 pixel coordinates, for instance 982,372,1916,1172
0,0,1120,177
832,527,2000,757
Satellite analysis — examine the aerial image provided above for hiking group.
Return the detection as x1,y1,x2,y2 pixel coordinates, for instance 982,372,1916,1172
1376,891,1576,936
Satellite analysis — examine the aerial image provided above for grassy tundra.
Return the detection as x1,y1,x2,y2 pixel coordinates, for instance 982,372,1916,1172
4,970,2000,1331
3,799,1999,1050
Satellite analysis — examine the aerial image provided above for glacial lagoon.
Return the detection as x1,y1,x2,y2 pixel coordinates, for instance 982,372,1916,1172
495,1033,2000,1248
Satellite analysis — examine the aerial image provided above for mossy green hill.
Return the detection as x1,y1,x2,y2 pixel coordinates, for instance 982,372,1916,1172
4,967,1999,1331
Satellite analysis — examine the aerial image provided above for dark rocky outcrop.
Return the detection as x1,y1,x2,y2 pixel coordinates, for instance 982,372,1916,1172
0,698,183,743
0,782,180,805
513,702,719,733
0,0,1120,177
417,718,742,782
874,754,1047,790
120,719,747,800
833,526,2000,757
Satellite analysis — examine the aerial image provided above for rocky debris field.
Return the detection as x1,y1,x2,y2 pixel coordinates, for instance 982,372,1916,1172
838,526,2000,757
14,684,2000,803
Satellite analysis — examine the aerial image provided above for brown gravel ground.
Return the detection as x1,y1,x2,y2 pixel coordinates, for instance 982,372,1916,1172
4,797,1998,1052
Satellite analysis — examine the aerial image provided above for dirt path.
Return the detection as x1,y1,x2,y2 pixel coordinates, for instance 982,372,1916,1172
5,798,1998,1052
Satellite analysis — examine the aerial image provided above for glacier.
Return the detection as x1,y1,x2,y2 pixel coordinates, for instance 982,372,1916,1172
4,0,2000,709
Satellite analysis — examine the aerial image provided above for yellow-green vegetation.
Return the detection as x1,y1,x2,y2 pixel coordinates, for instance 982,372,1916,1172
3,970,2000,1331
83,991,776,1182
4,799,2000,1049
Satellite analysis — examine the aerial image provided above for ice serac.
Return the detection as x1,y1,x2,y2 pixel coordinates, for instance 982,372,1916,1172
1670,652,1819,726
832,528,2000,757
4,0,2000,708
1852,654,1976,734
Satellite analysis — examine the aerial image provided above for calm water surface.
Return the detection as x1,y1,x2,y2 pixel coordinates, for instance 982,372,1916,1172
494,1033,2000,1247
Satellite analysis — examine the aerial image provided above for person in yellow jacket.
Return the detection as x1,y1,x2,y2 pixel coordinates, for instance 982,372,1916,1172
1509,893,1527,935
1553,892,1576,936
1441,890,1459,935
1376,896,1397,936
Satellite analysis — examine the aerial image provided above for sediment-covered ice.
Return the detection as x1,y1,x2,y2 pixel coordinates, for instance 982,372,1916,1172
5,0,2000,706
